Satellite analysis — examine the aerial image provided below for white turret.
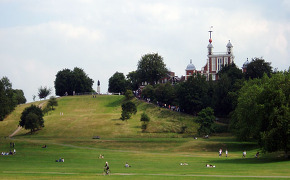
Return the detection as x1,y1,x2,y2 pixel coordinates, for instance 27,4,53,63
226,40,233,54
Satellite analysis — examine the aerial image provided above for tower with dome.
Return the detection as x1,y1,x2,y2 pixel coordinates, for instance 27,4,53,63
185,29,235,81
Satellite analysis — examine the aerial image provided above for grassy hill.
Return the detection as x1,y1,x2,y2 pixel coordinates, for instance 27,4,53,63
0,95,289,179
1,95,198,139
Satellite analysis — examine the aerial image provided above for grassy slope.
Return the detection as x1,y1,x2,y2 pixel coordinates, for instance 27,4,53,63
7,95,197,139
0,95,289,179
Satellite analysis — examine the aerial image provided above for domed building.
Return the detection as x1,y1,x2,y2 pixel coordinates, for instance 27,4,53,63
185,30,235,81
185,59,197,80
200,30,234,80
242,58,250,73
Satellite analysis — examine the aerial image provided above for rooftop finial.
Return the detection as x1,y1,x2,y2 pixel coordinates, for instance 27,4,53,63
209,26,213,43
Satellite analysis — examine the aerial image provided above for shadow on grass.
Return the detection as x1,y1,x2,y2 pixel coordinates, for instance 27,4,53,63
105,97,124,107
209,156,289,164
203,142,259,152
111,118,121,121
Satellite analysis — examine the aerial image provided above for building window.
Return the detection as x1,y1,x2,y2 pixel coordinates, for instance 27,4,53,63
212,74,216,81
217,58,223,71
212,58,216,71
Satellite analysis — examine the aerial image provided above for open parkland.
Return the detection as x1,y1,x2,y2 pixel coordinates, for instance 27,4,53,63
0,95,289,179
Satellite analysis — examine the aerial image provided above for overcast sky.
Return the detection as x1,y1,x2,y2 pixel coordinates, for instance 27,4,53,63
1,0,289,102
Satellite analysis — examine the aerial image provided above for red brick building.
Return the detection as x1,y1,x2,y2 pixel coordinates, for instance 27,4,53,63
185,30,235,81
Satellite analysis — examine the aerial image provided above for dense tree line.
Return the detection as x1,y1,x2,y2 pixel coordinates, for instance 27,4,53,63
108,53,168,94
231,70,289,155
0,77,26,121
54,67,94,96
108,54,289,154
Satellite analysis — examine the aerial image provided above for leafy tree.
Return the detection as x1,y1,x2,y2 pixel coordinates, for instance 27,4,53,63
124,90,134,100
0,77,21,121
32,95,36,101
196,107,215,136
120,101,137,120
47,96,58,110
154,83,176,105
141,84,154,100
136,53,168,85
54,68,73,96
218,63,244,85
108,72,128,94
176,74,209,115
72,67,94,94
215,63,244,117
230,79,264,140
232,71,290,155
38,86,51,100
13,89,26,104
126,71,139,91
140,112,150,132
245,57,272,80
54,67,94,96
19,105,44,133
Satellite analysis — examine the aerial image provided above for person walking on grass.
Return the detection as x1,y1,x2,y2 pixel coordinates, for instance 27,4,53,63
225,149,228,157
242,150,246,158
104,161,110,175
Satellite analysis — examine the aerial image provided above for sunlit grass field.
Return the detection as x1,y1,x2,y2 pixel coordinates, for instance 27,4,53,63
0,95,289,179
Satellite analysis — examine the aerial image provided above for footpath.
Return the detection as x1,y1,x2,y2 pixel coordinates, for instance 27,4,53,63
8,101,46,138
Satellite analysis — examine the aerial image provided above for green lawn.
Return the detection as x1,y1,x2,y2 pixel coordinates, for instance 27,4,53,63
0,95,289,179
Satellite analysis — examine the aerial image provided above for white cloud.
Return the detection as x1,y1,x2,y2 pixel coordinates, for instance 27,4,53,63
0,0,289,102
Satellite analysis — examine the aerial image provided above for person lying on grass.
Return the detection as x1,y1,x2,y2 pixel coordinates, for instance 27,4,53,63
125,162,131,167
206,164,215,168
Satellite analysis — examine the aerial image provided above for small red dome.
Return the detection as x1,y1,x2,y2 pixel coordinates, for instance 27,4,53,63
209,38,212,43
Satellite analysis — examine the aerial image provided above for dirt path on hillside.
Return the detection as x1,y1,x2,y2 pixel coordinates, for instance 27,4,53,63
8,101,46,138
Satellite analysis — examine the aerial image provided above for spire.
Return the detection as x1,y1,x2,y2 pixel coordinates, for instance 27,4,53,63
209,26,213,43
207,26,213,55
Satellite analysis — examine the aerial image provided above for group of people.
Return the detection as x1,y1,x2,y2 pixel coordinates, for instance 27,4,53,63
103,161,132,175
1,142,16,156
218,149,260,158
1,149,15,156
55,158,64,162
218,148,228,157
180,163,188,166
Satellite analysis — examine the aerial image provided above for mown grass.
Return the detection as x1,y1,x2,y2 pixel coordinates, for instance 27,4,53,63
0,95,289,179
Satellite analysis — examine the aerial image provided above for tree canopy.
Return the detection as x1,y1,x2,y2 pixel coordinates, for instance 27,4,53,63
196,107,215,135
38,86,51,100
0,77,26,121
176,74,210,115
120,101,137,120
137,53,168,85
19,105,44,133
47,96,58,110
245,57,272,80
215,63,244,117
54,67,94,96
231,71,290,155
108,72,128,94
